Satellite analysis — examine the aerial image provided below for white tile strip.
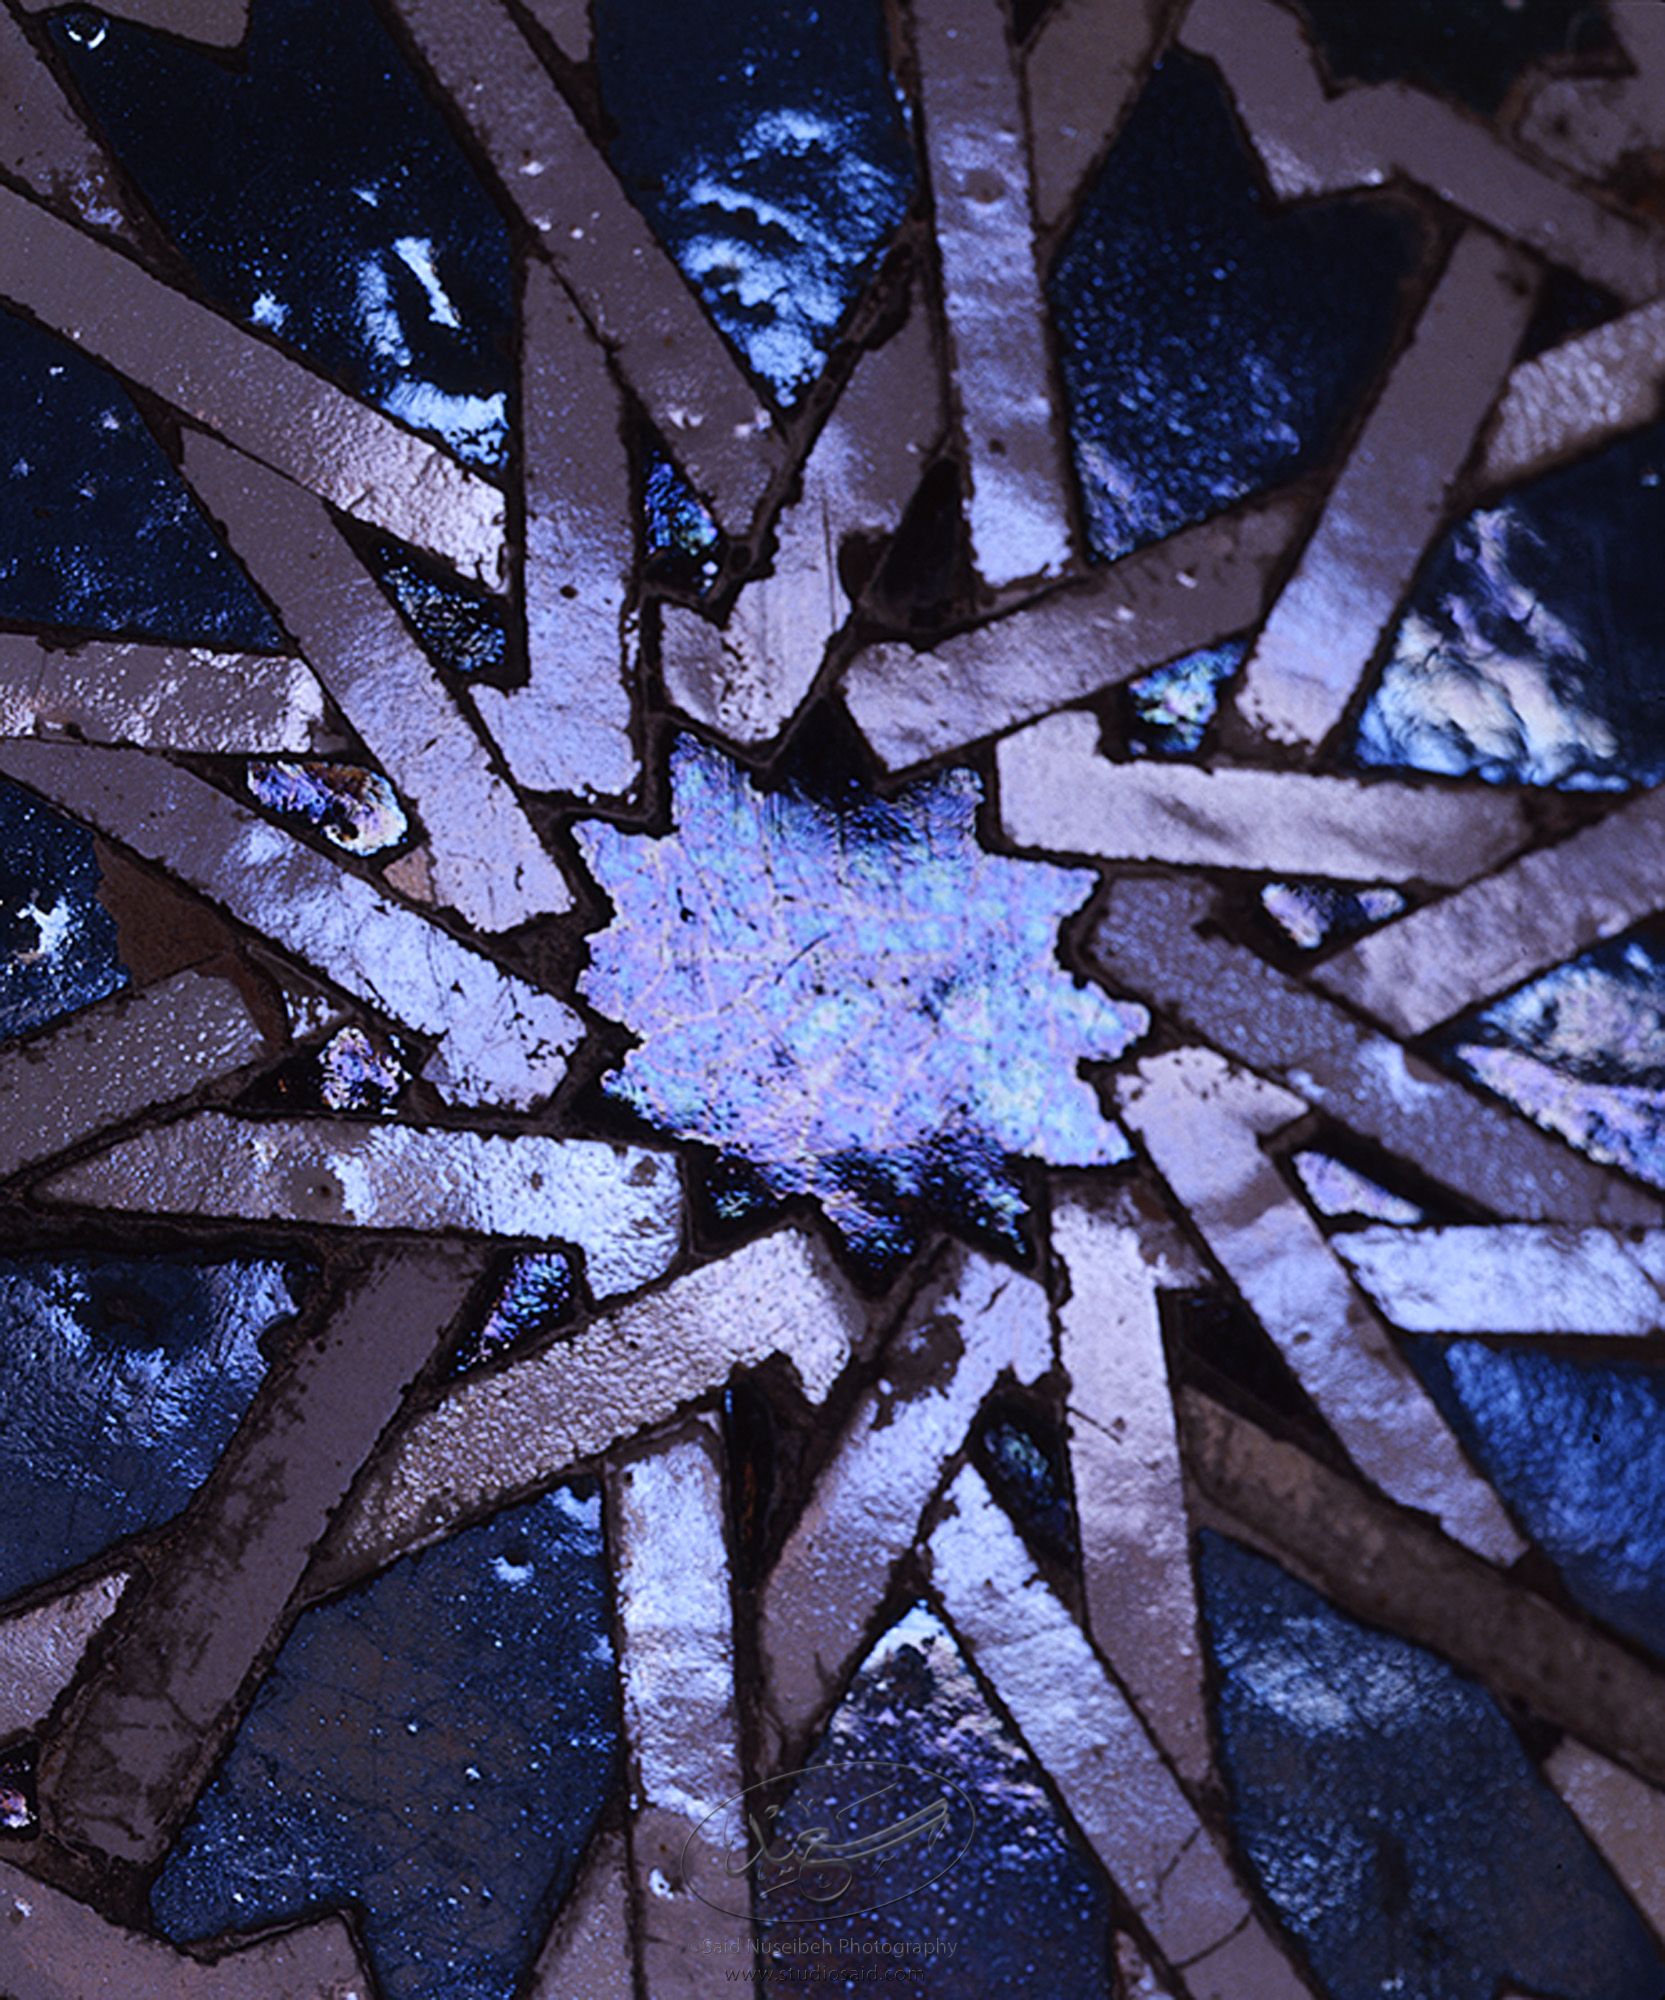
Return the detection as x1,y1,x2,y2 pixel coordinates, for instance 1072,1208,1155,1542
1334,1226,1665,1335
1118,1048,1524,1564
997,709,1532,882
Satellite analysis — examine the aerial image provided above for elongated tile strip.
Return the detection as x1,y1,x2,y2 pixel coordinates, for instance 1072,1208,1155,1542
914,0,1072,588
1180,1387,1665,1792
0,970,271,1183
0,1573,127,1739
12,0,248,43
40,1247,480,1869
1482,300,1665,491
1090,877,1658,1227
662,300,944,746
183,433,571,928
1316,793,1665,1038
519,0,589,62
0,6,137,236
0,1859,371,2000
843,493,1302,772
1333,1226,1665,1335
997,710,1532,882
1053,1181,1211,1789
1116,1934,1179,2000
928,1468,1315,2000
39,1113,681,1297
1025,0,1171,232
610,1423,742,1999
1546,1742,1665,1941
471,261,637,799
1517,1,1665,185
0,632,328,755
0,184,504,583
1119,1048,1523,1564
0,743,579,1109
757,1248,1050,1764
387,0,780,535
526,1827,634,2000
1181,0,1665,303
1234,230,1537,751
316,1229,861,1588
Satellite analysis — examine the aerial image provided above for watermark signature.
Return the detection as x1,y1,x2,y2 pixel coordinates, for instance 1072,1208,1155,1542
682,1761,976,1924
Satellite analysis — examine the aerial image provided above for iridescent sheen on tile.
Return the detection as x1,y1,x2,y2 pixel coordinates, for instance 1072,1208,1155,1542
576,736,1144,1267
1355,423,1665,789
54,0,513,468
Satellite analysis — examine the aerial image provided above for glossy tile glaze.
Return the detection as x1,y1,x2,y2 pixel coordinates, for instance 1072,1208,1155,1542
1201,1533,1664,2000
577,736,1144,1267
0,1254,296,1604
1049,54,1421,562
55,0,513,468
594,0,913,403
0,778,127,1041
1289,0,1611,114
151,1484,618,2000
0,307,279,647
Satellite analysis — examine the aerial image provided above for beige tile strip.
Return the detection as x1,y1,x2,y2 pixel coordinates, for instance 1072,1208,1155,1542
12,0,248,44
0,1572,128,1739
525,1827,635,2000
0,5,139,235
1024,0,1174,232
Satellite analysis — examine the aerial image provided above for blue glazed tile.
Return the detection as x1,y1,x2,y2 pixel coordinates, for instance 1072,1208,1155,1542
1200,1533,1665,2000
1288,0,1613,116
1123,639,1246,757
0,781,128,1043
0,307,281,646
1355,422,1665,789
1049,54,1421,563
366,540,509,679
593,0,914,404
244,761,408,856
448,1253,577,1377
759,1603,1113,1995
0,1255,297,1605
152,1484,618,2000
1437,923,1665,1191
54,0,513,469
1409,1339,1665,1659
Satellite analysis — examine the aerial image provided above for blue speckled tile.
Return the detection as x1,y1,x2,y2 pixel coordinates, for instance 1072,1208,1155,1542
0,781,128,1042
0,1254,297,1605
1200,1533,1665,2000
366,539,509,679
53,0,513,469
1123,639,1246,757
1048,53,1422,563
0,307,281,647
593,0,914,404
151,1483,618,2000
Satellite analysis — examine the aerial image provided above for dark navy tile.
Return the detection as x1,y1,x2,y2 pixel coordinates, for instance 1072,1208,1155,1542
1410,1339,1665,1658
151,1484,618,2000
0,1254,297,1605
1289,0,1613,116
447,1253,577,1376
593,0,914,404
53,0,513,469
1049,53,1422,563
0,780,128,1043
1200,1533,1664,2000
973,1400,1077,1561
367,539,509,679
758,1603,1113,1995
0,307,280,646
